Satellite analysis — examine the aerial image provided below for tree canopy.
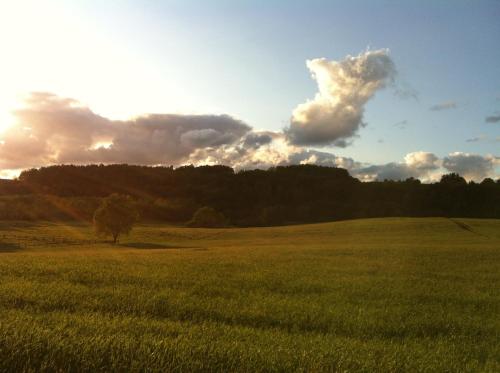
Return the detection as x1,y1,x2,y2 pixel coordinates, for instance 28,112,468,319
0,164,496,226
93,194,138,243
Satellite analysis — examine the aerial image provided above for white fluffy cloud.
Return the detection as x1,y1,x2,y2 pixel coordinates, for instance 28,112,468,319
351,152,499,182
189,145,498,182
404,151,440,171
285,49,396,146
352,151,440,182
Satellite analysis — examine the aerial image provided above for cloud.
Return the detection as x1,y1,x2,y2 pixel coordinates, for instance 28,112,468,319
288,149,357,169
186,137,286,171
188,144,460,183
465,135,488,142
186,134,360,172
465,135,500,143
352,152,499,182
0,169,21,179
354,163,416,181
0,92,250,169
242,131,275,149
485,114,500,123
442,152,499,181
393,86,419,101
1,92,498,183
285,49,396,146
404,151,440,171
353,151,440,182
394,120,409,129
429,101,457,111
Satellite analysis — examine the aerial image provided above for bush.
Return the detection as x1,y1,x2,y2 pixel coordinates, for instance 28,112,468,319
187,206,227,228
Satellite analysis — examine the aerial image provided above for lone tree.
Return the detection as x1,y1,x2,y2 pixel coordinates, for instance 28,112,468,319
93,194,138,244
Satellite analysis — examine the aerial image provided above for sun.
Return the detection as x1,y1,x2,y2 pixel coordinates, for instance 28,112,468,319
0,92,21,134
0,108,15,134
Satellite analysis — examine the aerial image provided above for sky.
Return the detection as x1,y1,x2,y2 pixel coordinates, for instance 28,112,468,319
0,0,498,181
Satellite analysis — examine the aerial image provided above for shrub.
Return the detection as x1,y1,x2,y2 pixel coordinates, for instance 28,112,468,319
187,206,227,228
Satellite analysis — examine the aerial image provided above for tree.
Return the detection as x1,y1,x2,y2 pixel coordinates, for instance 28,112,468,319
439,173,466,186
404,177,421,185
259,205,287,226
481,177,495,186
187,206,227,228
93,194,138,243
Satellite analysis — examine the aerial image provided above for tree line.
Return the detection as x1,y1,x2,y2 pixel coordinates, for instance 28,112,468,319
0,164,498,225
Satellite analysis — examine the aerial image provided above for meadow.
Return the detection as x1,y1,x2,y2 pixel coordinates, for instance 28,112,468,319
0,217,499,372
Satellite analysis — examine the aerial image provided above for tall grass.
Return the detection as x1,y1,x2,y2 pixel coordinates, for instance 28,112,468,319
0,218,499,371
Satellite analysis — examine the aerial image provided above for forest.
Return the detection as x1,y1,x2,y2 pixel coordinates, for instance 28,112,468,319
0,164,498,225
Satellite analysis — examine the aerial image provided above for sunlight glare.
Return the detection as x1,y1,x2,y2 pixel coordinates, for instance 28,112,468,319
0,105,17,134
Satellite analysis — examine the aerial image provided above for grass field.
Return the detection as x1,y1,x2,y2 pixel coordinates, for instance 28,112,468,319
0,217,499,372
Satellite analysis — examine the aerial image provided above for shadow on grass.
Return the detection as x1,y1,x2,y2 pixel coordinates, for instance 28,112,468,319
119,242,206,250
449,218,488,238
0,242,22,252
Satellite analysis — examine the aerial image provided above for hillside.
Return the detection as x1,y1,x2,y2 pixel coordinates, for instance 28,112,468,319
0,164,499,225
0,217,499,371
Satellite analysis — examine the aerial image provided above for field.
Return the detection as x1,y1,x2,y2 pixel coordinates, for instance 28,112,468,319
0,218,499,372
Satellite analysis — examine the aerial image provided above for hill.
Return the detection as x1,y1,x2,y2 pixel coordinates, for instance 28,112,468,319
0,217,499,371
0,164,499,225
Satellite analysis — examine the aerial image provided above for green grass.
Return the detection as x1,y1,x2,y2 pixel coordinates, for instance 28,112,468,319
0,218,499,372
